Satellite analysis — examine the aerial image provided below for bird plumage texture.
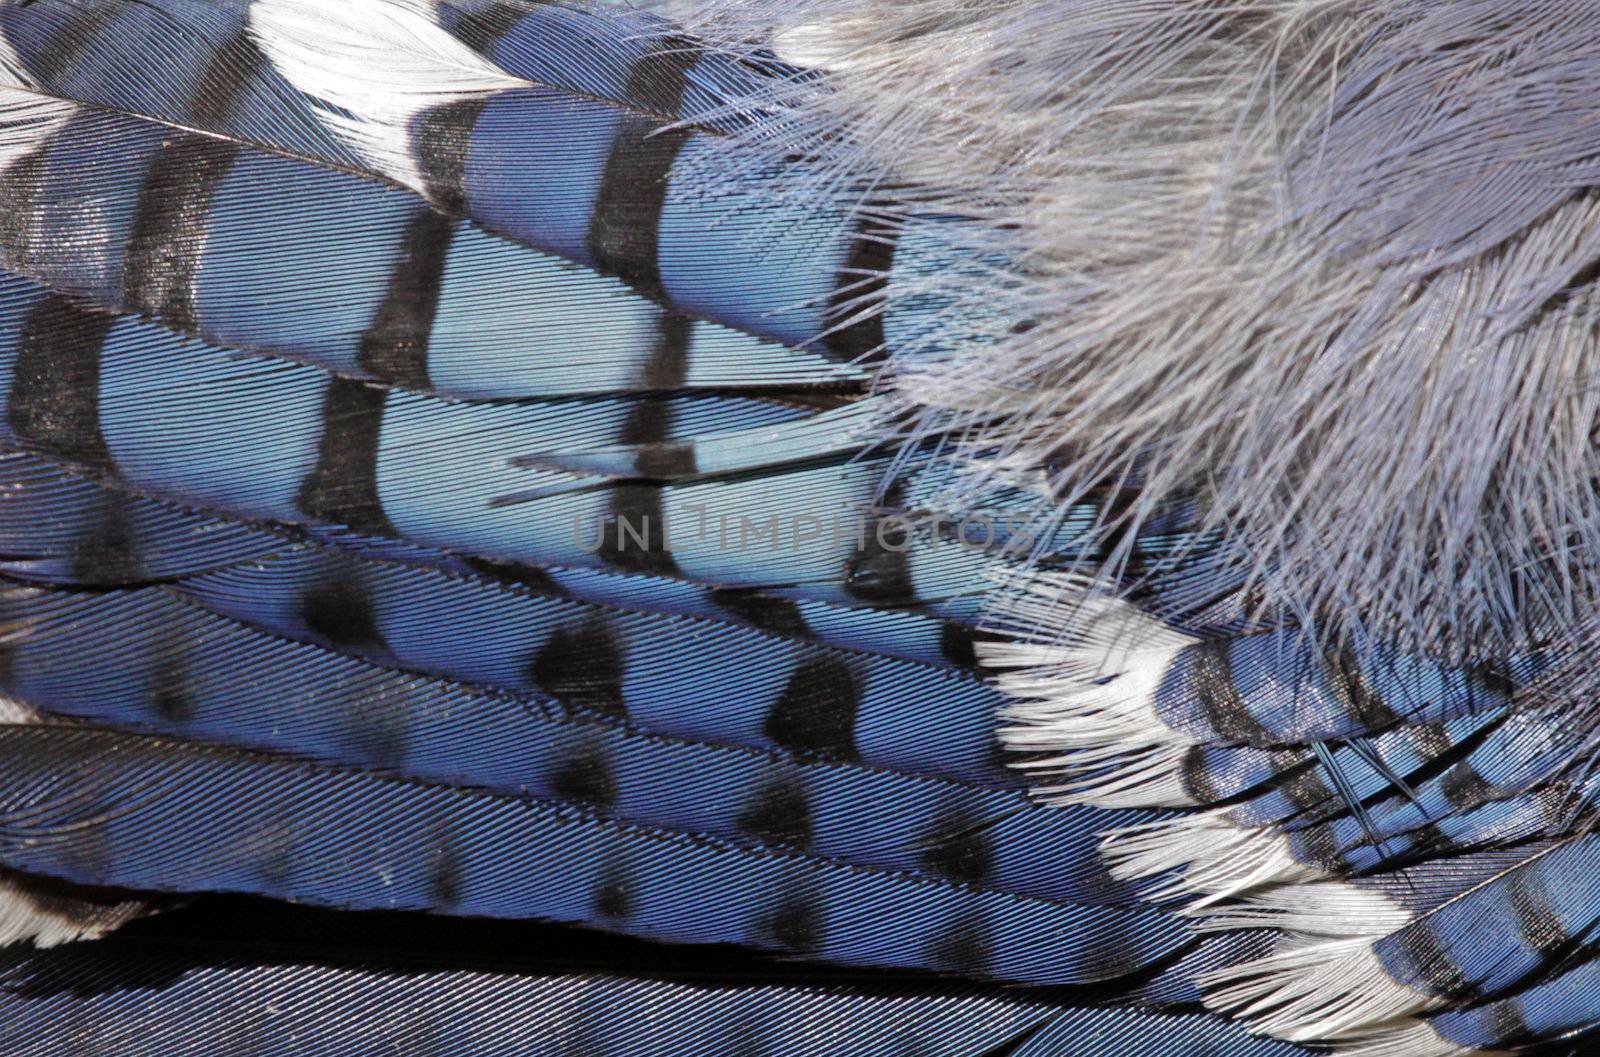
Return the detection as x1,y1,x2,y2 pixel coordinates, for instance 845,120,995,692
0,1,1592,1056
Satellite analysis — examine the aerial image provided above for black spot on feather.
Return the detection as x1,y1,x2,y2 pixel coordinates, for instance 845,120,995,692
1439,761,1495,810
187,29,271,129
23,2,119,85
461,556,566,597
758,883,824,954
300,570,386,652
1329,646,1401,731
552,743,618,810
1389,920,1473,999
596,483,678,575
592,855,634,921
68,488,142,586
341,695,411,772
149,639,193,725
529,620,626,718
736,776,813,849
762,656,862,760
939,624,980,668
0,145,49,269
928,912,992,975
709,588,811,639
638,312,694,392
426,835,467,910
1508,868,1568,956
919,807,996,885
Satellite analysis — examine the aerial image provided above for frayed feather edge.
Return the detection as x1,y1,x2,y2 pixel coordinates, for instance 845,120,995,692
0,703,155,948
1100,811,1322,906
975,567,1458,1050
0,868,152,949
1201,936,1446,1045
985,572,1204,809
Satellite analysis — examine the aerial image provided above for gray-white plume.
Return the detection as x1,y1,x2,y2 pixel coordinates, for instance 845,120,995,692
689,0,1600,672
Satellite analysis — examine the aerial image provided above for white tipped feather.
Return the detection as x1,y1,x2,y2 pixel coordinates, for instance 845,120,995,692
0,869,151,949
0,705,152,948
985,575,1203,808
1202,937,1446,1043
249,0,521,193
0,90,77,176
1187,878,1412,938
1099,812,1323,904
1334,1022,1495,1057
0,19,29,87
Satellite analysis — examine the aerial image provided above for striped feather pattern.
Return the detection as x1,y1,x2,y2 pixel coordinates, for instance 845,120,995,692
0,723,1189,986
0,577,1160,910
0,266,1003,615
0,905,1313,1057
0,83,862,399
0,4,1587,1057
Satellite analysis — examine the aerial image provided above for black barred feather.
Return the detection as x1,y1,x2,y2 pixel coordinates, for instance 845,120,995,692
0,2,1592,1057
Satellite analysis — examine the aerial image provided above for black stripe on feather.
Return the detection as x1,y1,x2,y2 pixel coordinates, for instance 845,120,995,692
620,398,696,479
187,27,273,129
8,293,114,469
20,0,118,85
845,483,915,606
638,311,693,391
1190,639,1273,744
356,207,457,389
823,209,898,364
412,99,490,215
122,134,240,328
0,144,48,271
449,1,531,55
757,878,825,955
297,378,394,535
585,41,696,301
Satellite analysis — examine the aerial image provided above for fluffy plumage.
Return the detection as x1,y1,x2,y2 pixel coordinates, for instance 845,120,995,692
689,0,1600,668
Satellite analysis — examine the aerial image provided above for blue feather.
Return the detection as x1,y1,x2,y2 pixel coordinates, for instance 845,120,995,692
0,917,1313,1057
0,269,991,606
0,91,860,398
0,724,1191,985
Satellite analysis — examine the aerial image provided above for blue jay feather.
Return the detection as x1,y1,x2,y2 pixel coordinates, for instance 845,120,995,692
0,904,1305,1057
0,724,1193,986
0,1,1594,1056
0,85,864,398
